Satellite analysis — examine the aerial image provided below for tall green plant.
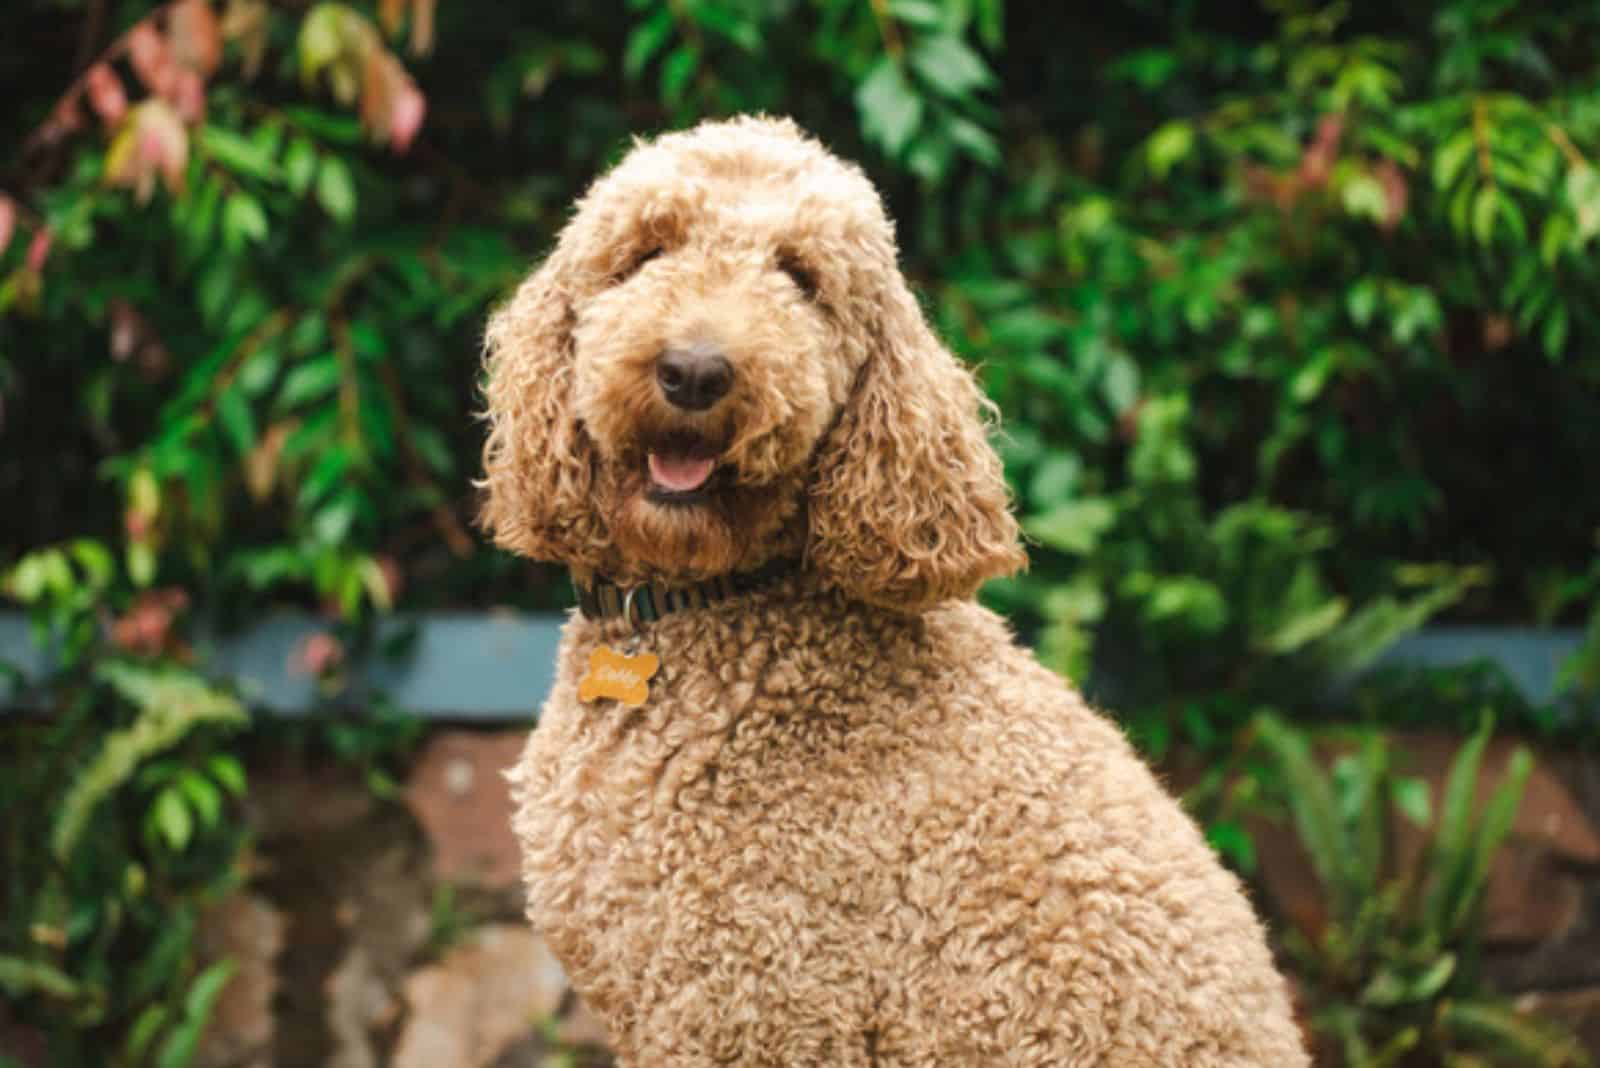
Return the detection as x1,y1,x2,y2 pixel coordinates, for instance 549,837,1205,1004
1253,714,1587,1067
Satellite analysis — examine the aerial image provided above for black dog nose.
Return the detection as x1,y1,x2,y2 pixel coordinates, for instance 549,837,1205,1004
656,343,733,411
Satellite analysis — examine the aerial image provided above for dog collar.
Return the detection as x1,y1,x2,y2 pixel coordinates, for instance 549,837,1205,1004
572,557,800,624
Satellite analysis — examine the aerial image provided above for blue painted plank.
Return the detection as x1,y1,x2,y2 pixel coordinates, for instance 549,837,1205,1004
0,611,1587,720
0,611,566,720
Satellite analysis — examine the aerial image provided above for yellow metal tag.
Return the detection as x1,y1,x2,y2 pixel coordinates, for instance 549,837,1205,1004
577,646,659,708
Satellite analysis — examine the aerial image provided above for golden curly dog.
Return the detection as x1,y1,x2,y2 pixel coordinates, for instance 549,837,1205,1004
481,115,1308,1067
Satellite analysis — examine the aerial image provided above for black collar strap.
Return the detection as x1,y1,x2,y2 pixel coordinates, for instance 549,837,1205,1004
573,557,800,624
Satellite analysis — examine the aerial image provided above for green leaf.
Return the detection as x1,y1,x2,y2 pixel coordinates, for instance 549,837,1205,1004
156,961,236,1068
623,7,673,80
315,156,357,223
128,542,157,588
1263,597,1347,654
1433,130,1475,192
857,57,924,157
946,115,1001,167
125,1004,169,1062
889,0,944,27
201,125,282,182
0,955,80,999
660,44,699,104
1439,999,1587,1066
223,193,269,249
216,389,256,456
909,33,994,97
151,787,193,851
1542,303,1570,359
279,357,342,408
1472,185,1499,245
1347,278,1379,326
1146,121,1194,181
1361,954,1455,1006
1024,498,1116,555
1254,715,1358,917
285,137,318,196
1392,775,1432,827
178,771,224,828
208,754,247,796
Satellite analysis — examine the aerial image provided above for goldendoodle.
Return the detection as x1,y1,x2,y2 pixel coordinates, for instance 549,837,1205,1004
482,115,1308,1067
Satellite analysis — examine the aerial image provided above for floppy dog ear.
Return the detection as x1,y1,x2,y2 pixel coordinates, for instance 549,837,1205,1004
478,249,603,566
807,270,1025,612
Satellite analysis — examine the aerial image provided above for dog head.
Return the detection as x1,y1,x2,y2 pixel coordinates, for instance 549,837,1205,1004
479,116,1023,611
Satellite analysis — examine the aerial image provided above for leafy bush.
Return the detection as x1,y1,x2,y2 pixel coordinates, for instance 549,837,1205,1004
1254,714,1588,1067
2,0,1599,1060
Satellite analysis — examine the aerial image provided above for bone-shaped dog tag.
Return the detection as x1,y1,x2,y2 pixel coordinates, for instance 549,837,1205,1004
577,646,659,707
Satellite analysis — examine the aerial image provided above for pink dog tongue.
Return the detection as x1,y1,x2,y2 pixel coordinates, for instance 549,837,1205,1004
648,452,715,492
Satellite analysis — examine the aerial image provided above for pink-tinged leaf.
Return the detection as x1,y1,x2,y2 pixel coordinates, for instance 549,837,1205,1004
170,0,222,77
109,298,140,361
1298,113,1346,189
142,102,190,198
221,0,270,77
106,102,189,202
359,47,397,140
1376,159,1409,232
129,22,177,95
26,227,52,272
389,83,425,153
409,0,436,56
85,63,128,126
292,632,344,677
171,68,207,124
0,196,14,257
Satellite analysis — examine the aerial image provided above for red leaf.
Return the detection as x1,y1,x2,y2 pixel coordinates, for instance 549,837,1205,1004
128,22,177,96
220,0,270,78
0,196,14,258
25,227,52,272
171,68,207,124
389,83,425,153
85,63,128,126
1298,113,1345,189
359,48,397,140
169,0,222,77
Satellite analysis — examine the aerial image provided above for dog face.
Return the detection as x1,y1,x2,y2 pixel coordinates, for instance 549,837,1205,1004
480,116,1023,610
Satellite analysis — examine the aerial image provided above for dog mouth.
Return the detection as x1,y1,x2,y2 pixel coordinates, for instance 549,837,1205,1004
643,433,726,503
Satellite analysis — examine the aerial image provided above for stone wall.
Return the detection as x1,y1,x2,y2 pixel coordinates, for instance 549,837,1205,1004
13,728,1589,1068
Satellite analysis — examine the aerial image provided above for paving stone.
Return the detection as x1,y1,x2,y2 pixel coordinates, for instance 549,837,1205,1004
392,926,569,1068
325,945,399,1068
193,892,286,1068
405,731,528,890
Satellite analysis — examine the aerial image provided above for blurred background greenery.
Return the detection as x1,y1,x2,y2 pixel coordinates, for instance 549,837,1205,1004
3,0,1599,1065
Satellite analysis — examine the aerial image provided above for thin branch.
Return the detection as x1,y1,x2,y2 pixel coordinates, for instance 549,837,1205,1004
1472,96,1495,191
868,0,903,58
72,0,109,76
1545,121,1591,172
23,1,180,157
378,361,474,557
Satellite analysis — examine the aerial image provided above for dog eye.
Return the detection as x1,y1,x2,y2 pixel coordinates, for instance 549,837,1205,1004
777,252,819,301
617,245,664,283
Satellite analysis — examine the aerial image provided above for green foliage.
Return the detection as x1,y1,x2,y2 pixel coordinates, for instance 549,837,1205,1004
0,663,249,1063
1253,714,1588,1067
2,0,1599,1059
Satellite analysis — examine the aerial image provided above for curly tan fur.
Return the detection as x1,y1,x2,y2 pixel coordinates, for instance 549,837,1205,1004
484,116,1309,1066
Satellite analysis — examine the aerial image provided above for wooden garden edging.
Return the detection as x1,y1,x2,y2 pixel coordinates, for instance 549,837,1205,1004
0,612,1590,720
